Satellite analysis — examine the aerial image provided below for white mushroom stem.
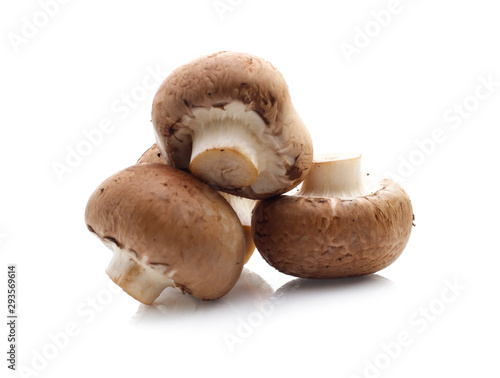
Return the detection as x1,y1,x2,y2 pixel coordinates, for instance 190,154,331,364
105,246,174,305
186,102,270,189
219,192,256,227
190,121,262,189
219,192,257,263
298,153,370,199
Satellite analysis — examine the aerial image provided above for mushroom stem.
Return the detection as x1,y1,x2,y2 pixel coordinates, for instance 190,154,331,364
105,246,174,305
218,191,256,263
189,118,261,189
299,153,368,198
242,225,256,264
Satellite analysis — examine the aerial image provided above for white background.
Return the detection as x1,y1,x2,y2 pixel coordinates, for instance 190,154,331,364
1,1,499,377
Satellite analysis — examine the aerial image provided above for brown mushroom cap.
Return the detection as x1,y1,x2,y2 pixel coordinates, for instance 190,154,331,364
137,143,256,264
252,154,413,278
85,164,246,303
151,51,313,199
136,143,170,165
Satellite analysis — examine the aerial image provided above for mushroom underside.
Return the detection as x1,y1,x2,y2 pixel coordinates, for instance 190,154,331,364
105,242,175,305
173,101,301,196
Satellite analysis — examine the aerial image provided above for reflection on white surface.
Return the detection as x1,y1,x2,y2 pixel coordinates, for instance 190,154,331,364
273,274,395,303
129,270,396,356
131,272,394,322
131,268,275,322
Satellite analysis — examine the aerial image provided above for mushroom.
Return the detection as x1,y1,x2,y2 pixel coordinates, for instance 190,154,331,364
85,163,246,304
137,143,256,263
252,153,414,278
151,51,313,199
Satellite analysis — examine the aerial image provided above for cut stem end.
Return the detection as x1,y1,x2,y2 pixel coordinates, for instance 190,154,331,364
190,148,259,188
188,114,262,189
105,247,174,305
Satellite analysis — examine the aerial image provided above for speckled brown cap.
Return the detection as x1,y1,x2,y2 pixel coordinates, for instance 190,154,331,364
252,156,414,279
136,143,171,165
151,51,313,199
137,143,256,264
85,163,246,303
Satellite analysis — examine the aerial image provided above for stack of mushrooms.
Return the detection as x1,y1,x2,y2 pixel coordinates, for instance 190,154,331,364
85,52,414,305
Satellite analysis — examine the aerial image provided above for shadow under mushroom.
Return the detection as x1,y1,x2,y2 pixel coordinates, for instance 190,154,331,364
131,268,275,323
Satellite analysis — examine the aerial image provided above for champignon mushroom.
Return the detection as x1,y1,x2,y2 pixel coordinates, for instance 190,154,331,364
252,153,414,278
137,143,256,263
85,164,246,304
151,51,313,199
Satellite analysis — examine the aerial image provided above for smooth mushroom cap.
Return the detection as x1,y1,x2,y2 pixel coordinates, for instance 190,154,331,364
151,51,313,199
85,164,246,303
252,154,414,278
137,143,256,263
